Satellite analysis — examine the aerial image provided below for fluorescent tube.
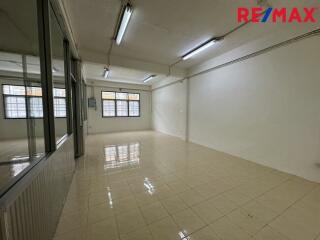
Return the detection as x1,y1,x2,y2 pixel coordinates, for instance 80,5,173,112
182,39,217,60
116,4,133,45
143,74,156,83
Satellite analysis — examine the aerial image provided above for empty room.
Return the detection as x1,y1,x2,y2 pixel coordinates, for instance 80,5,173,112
0,0,319,239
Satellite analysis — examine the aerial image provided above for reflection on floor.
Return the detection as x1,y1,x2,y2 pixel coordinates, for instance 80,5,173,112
0,138,44,191
0,138,45,163
54,131,320,240
104,142,140,169
0,139,29,162
0,162,31,191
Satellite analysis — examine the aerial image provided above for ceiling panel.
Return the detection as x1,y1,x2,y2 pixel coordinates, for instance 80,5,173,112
62,0,320,84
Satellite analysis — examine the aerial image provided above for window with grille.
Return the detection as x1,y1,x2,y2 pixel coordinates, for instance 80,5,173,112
101,91,140,117
116,100,128,117
29,97,43,118
53,88,66,118
103,100,116,117
2,85,67,119
54,98,66,117
4,96,27,118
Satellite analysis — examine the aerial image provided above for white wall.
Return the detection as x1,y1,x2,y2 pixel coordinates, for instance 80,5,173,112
152,35,320,182
152,80,187,140
86,80,152,134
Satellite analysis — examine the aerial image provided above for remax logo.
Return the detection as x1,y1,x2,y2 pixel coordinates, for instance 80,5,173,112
237,7,318,23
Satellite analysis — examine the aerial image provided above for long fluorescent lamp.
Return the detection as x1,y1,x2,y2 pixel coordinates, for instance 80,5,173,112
182,39,218,60
103,67,109,78
143,74,156,83
115,3,133,45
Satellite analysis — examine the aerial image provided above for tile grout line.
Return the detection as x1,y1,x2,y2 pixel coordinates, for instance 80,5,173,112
86,168,291,238
56,133,320,240
252,182,319,239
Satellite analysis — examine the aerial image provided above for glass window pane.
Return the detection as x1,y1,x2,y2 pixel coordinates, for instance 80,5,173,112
25,55,45,156
3,85,26,95
26,86,42,96
103,100,115,117
4,96,26,118
102,91,115,99
116,100,128,116
29,97,43,118
53,88,66,97
116,92,128,100
0,0,45,191
128,93,139,100
54,98,66,117
129,101,140,117
50,6,67,142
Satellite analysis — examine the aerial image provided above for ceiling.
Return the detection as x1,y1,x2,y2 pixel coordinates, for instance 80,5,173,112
0,0,39,55
0,51,65,81
61,0,320,85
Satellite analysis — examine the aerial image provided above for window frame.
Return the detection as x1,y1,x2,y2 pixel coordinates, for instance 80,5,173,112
2,84,67,119
101,91,141,118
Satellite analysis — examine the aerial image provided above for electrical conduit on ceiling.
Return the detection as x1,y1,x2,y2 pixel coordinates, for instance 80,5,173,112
154,27,320,91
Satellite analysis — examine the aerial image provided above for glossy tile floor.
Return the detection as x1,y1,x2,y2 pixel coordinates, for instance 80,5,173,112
54,131,320,240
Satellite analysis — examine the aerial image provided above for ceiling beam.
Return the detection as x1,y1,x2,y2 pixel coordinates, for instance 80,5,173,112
79,48,186,78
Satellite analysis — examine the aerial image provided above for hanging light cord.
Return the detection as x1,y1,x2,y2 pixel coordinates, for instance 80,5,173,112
105,0,131,69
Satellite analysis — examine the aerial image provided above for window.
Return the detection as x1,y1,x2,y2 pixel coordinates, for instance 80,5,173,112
129,101,139,117
2,85,67,119
117,100,128,116
54,98,66,117
101,91,140,117
4,96,26,118
53,88,66,118
103,100,115,117
29,97,43,118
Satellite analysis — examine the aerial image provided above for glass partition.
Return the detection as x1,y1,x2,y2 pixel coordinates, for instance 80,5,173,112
0,0,45,191
50,6,68,143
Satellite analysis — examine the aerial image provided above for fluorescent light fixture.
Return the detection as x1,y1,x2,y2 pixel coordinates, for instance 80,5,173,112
143,74,156,83
182,39,218,60
115,3,133,45
103,67,109,78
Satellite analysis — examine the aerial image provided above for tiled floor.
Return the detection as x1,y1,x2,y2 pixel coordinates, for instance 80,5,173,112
54,131,320,240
